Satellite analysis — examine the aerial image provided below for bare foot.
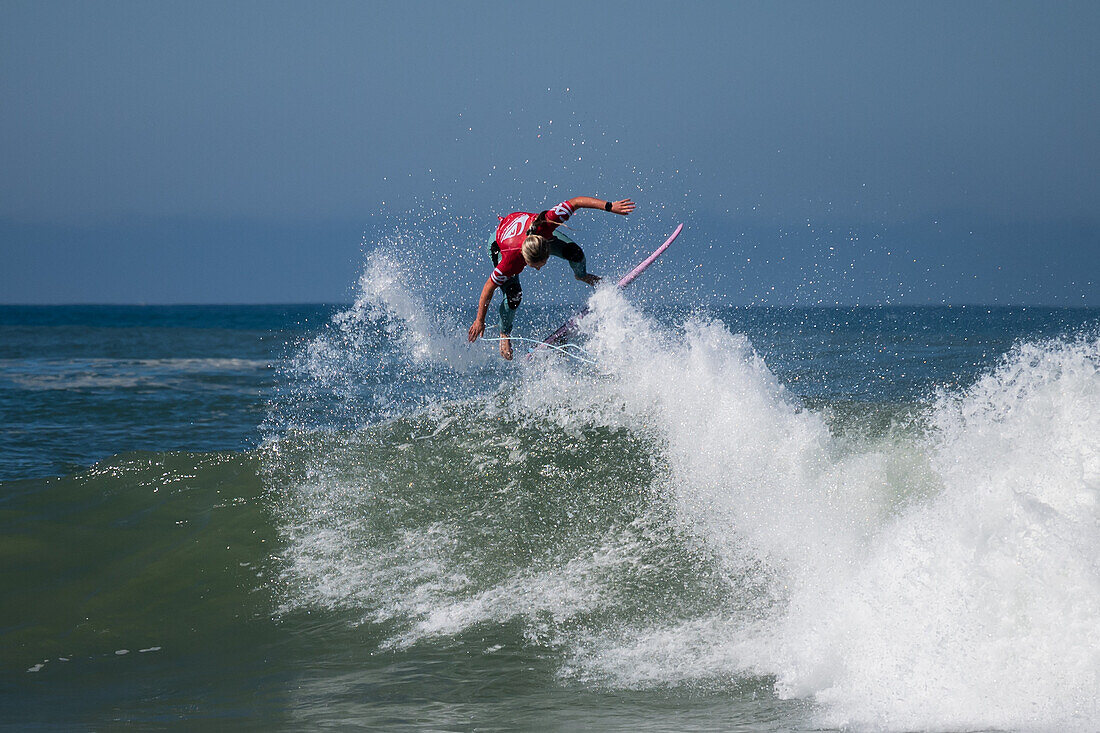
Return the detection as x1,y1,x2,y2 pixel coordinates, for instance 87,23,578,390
499,334,513,360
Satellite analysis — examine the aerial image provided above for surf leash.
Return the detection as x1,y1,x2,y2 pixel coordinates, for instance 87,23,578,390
480,336,598,365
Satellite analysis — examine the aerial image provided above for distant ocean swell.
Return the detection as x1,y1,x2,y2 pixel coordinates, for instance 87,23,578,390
262,252,1100,731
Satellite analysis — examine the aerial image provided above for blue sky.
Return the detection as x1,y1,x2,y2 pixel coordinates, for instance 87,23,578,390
2,1,1098,304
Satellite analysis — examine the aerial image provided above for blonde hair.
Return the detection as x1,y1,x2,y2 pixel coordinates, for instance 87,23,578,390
522,234,550,264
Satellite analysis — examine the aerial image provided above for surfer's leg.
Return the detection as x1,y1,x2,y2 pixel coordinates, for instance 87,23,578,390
497,277,522,334
488,237,514,358
497,278,521,359
549,231,587,279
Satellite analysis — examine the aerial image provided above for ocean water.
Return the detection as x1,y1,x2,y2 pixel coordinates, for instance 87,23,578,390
3,257,1099,731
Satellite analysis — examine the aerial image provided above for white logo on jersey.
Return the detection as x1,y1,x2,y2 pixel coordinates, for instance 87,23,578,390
552,203,571,218
501,214,531,241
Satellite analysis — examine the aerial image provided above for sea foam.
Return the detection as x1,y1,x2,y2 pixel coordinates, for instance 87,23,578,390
552,291,1100,731
272,271,1100,732
770,337,1100,731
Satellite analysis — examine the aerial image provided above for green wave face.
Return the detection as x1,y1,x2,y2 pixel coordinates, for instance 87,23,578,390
1,411,786,729
266,402,768,655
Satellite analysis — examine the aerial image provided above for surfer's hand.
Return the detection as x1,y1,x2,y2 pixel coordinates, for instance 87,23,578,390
578,274,601,286
468,320,485,342
610,199,635,215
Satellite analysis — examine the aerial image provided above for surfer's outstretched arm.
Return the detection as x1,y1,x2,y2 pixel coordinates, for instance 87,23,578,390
566,197,636,215
468,276,499,342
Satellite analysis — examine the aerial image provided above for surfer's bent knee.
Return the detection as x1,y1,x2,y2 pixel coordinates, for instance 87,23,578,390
547,235,587,279
557,240,584,264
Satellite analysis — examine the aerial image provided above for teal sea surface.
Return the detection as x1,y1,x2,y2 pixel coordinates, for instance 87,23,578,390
2,286,1099,730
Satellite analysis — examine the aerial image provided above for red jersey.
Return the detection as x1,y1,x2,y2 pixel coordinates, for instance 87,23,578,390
490,200,574,284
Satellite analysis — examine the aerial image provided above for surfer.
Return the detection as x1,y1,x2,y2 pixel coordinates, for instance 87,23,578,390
467,196,635,359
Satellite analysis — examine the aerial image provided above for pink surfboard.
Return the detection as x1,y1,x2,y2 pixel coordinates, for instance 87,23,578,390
527,224,683,357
